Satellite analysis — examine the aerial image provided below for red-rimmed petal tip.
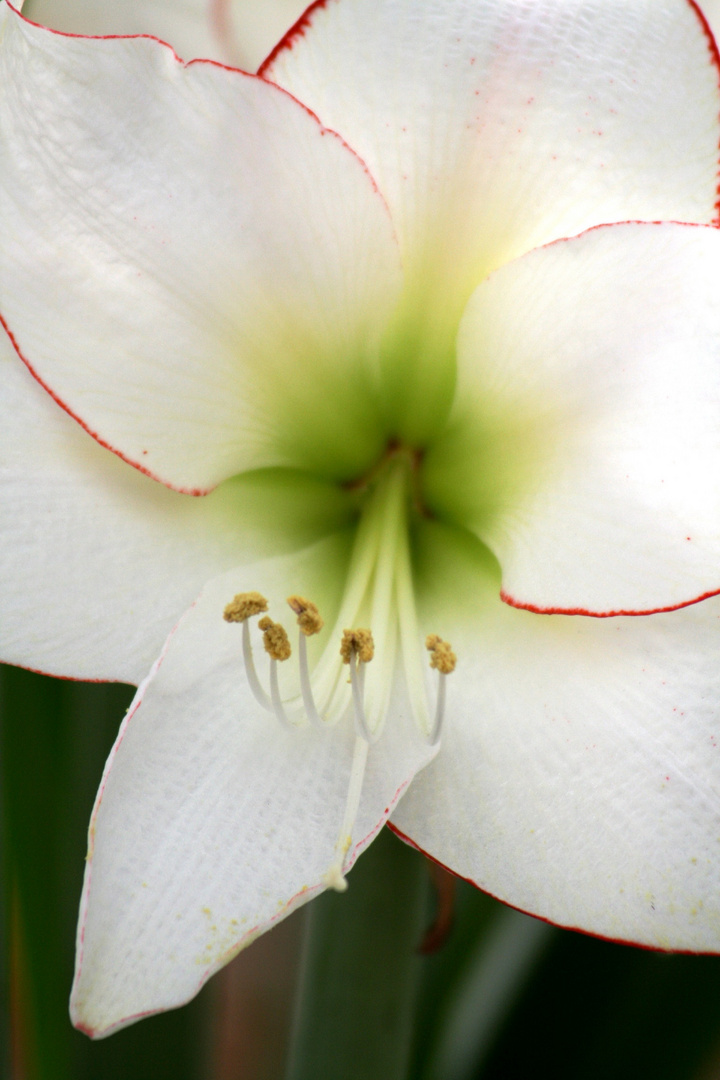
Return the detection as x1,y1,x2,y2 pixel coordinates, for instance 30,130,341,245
444,222,720,617
70,556,435,1037
264,0,720,299
0,7,401,493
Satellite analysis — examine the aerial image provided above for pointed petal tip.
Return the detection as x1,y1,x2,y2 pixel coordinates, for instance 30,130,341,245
70,997,166,1041
70,1015,97,1039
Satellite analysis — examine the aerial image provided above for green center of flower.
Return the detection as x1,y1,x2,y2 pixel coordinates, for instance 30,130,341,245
214,401,510,674
217,382,519,889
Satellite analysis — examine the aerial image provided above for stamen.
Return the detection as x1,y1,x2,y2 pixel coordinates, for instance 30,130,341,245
222,455,458,752
287,596,326,729
426,634,457,675
340,628,375,665
340,629,378,743
307,491,387,715
257,616,302,730
323,735,369,892
287,595,324,636
223,592,273,713
425,634,456,745
352,653,378,743
258,616,291,662
223,591,268,623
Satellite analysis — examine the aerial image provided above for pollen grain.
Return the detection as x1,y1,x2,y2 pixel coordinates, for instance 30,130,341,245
259,616,292,661
287,595,324,636
426,634,457,675
340,628,375,665
223,591,268,623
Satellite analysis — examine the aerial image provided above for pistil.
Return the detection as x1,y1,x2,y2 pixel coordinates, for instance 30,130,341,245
323,734,369,892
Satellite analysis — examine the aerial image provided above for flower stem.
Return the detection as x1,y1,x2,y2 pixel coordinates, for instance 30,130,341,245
284,827,429,1080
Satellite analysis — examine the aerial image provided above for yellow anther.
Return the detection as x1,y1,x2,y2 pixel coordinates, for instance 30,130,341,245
223,591,268,623
340,628,375,665
287,595,324,636
425,634,456,675
258,616,292,662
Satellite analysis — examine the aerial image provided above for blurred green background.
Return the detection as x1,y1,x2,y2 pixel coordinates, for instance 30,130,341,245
4,662,720,1080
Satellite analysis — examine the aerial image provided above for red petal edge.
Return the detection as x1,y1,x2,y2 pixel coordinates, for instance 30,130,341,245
259,0,720,225
687,0,720,224
257,0,330,77
386,822,720,956
500,586,720,619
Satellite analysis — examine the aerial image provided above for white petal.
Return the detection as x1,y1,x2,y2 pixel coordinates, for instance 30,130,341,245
0,329,351,682
70,548,435,1037
393,541,720,952
265,0,720,334
23,0,224,61
0,7,402,493
23,0,307,69
426,222,720,615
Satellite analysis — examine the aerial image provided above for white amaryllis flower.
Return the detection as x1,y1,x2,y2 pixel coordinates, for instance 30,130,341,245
2,0,720,1039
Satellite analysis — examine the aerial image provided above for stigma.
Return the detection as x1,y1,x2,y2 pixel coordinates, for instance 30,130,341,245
223,590,455,890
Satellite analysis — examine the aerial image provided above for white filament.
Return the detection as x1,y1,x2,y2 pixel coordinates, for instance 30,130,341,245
241,619,273,713
242,608,447,748
348,653,380,744
297,632,326,729
269,658,303,730
427,671,447,746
